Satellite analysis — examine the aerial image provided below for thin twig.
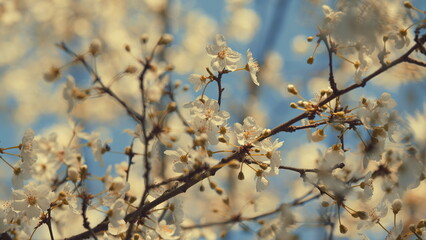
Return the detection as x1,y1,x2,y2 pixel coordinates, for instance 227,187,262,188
46,208,55,240
58,43,143,123
321,35,338,93
62,32,426,240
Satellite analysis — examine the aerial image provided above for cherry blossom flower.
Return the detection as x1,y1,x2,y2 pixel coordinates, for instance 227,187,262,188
386,220,403,240
185,96,230,145
407,103,426,144
358,201,388,230
311,129,326,142
188,74,207,92
156,220,179,240
56,183,79,214
360,171,374,200
206,34,241,71
108,199,127,234
11,162,28,189
255,169,269,192
78,131,111,165
165,147,193,174
12,182,54,219
261,138,283,176
321,5,343,34
102,177,130,206
354,47,372,84
320,144,345,170
0,201,15,232
63,76,90,113
246,49,260,86
234,116,263,145
20,129,37,163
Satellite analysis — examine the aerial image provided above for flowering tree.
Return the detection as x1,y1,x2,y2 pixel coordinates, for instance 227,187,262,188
1,0,426,239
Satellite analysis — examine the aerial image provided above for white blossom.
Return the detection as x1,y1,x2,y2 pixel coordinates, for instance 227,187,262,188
188,74,207,92
246,49,260,86
206,34,241,71
12,182,54,219
234,116,263,145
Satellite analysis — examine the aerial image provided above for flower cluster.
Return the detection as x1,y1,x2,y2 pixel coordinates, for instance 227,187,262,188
0,0,425,240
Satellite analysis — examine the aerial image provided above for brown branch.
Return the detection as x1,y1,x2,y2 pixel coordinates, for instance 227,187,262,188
46,208,55,240
148,164,210,189
124,147,250,223
125,139,135,183
61,32,426,240
262,37,424,140
64,218,109,240
321,35,338,93
81,193,98,240
405,57,426,67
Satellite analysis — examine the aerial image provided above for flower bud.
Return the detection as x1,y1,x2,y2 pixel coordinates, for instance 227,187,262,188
124,44,131,52
307,36,314,42
140,33,149,44
125,65,138,74
311,129,326,142
218,136,227,143
354,61,361,69
287,84,299,95
238,171,245,180
43,65,61,82
409,224,416,232
404,1,413,9
339,224,348,234
174,80,181,89
89,39,102,56
307,56,314,64
158,34,174,45
392,199,403,214
167,102,177,112
290,102,298,109
357,211,368,220
68,167,79,182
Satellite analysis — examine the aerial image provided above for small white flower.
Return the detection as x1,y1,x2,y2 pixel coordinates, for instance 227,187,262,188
188,74,207,92
56,183,79,214
386,220,403,240
246,49,260,86
108,199,125,228
170,197,184,226
311,129,326,142
156,220,178,239
102,177,130,206
20,129,37,163
63,76,90,113
12,161,32,189
206,34,241,72
320,144,344,170
234,116,263,145
165,148,193,174
261,139,284,176
255,169,269,192
354,48,372,84
12,182,54,219
361,172,374,199
0,201,15,232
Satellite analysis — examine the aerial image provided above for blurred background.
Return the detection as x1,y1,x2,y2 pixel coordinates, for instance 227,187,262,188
0,0,425,239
